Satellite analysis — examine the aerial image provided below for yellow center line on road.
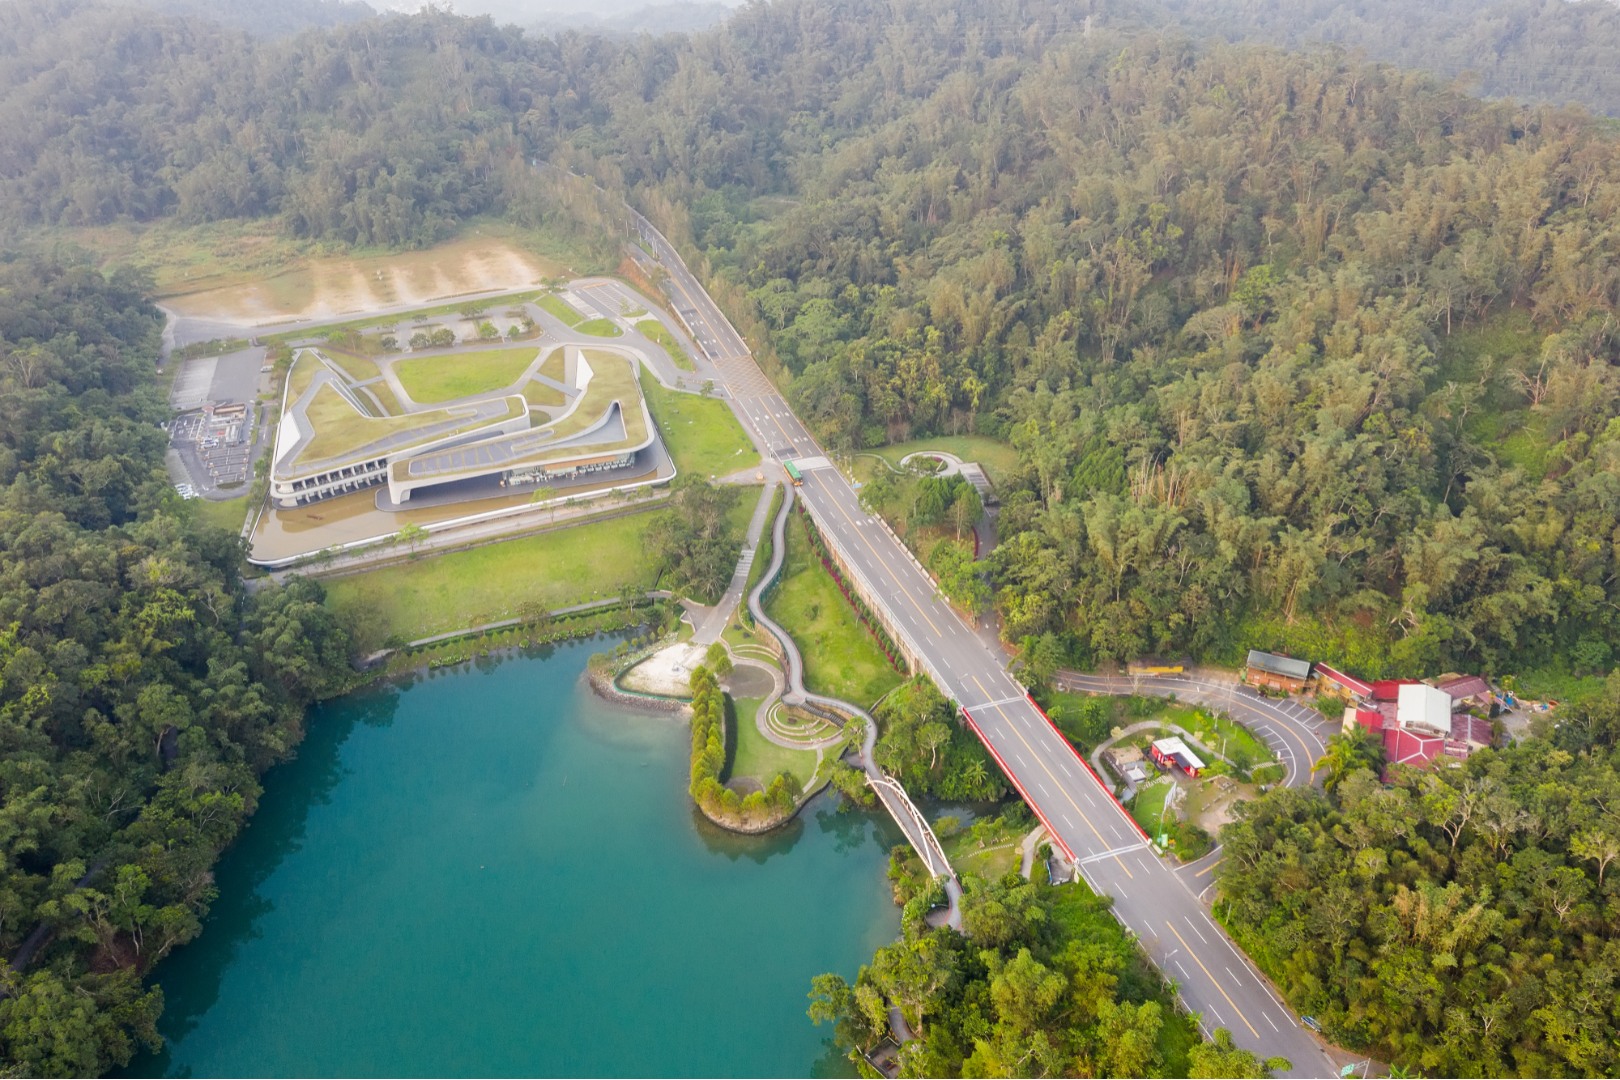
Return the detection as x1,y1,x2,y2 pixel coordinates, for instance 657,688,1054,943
971,676,1133,879
1166,920,1259,1038
1195,858,1223,878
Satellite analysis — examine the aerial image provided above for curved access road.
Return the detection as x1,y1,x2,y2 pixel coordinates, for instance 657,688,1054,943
1057,670,1340,790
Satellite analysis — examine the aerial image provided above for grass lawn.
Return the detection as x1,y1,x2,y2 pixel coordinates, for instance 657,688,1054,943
1127,778,1177,841
636,319,695,371
577,317,623,337
638,367,760,478
537,292,584,327
322,349,383,383
942,825,1024,881
1039,690,1106,749
322,508,663,644
523,381,568,409
765,511,905,707
873,434,1020,482
394,347,539,405
364,380,404,415
539,348,567,383
730,697,819,788
192,495,251,534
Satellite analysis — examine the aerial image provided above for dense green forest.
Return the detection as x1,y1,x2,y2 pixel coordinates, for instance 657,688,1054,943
1218,688,1620,1075
0,258,354,1073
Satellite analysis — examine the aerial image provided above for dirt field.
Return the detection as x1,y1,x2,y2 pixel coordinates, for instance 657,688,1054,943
165,235,560,325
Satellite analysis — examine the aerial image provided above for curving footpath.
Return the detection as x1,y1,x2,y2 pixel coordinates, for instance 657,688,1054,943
746,484,963,929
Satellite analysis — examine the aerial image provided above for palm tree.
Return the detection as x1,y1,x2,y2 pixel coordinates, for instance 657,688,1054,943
1313,727,1382,792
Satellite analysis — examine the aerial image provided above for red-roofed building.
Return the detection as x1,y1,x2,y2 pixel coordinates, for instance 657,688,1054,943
1384,726,1448,768
1317,664,1375,702
1450,712,1494,749
1354,708,1385,733
1370,679,1422,702
1437,674,1495,715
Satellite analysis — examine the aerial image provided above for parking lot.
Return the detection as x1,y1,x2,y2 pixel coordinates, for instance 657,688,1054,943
170,403,255,496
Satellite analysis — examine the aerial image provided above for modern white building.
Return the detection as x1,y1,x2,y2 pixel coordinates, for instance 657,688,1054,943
270,347,657,510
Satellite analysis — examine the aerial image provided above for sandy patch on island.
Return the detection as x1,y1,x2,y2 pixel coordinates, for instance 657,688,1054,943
620,642,706,697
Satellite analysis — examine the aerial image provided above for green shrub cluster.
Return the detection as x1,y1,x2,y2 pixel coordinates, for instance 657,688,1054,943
687,665,800,826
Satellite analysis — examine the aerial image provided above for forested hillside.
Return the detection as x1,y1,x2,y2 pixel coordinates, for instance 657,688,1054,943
1164,0,1620,117
0,259,353,1073
1218,687,1620,1075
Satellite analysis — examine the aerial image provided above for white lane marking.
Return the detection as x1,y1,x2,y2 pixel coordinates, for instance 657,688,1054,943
1076,842,1148,865
1224,965,1244,987
1185,916,1209,944
1263,1012,1279,1032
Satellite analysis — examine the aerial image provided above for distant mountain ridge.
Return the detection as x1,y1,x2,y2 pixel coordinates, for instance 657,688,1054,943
115,0,375,36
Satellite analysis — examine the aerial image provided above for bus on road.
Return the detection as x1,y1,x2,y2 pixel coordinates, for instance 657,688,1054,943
785,461,803,486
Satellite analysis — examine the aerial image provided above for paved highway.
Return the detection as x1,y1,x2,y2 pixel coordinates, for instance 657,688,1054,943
627,210,1335,1076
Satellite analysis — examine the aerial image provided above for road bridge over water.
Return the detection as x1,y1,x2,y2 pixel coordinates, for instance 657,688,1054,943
624,206,1335,1077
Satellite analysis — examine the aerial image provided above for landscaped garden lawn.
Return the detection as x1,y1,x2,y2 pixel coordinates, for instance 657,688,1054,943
764,512,905,707
393,347,539,404
638,367,760,477
873,434,1020,480
299,382,516,461
577,317,623,337
636,319,695,371
537,292,584,327
730,696,819,788
322,509,663,643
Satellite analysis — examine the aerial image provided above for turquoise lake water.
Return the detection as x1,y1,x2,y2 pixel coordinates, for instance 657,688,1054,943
134,639,900,1077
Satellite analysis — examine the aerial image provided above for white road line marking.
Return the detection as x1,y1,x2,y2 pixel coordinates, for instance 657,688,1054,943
1185,916,1209,944
1077,842,1149,865
1264,1012,1279,1032
1225,965,1244,986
